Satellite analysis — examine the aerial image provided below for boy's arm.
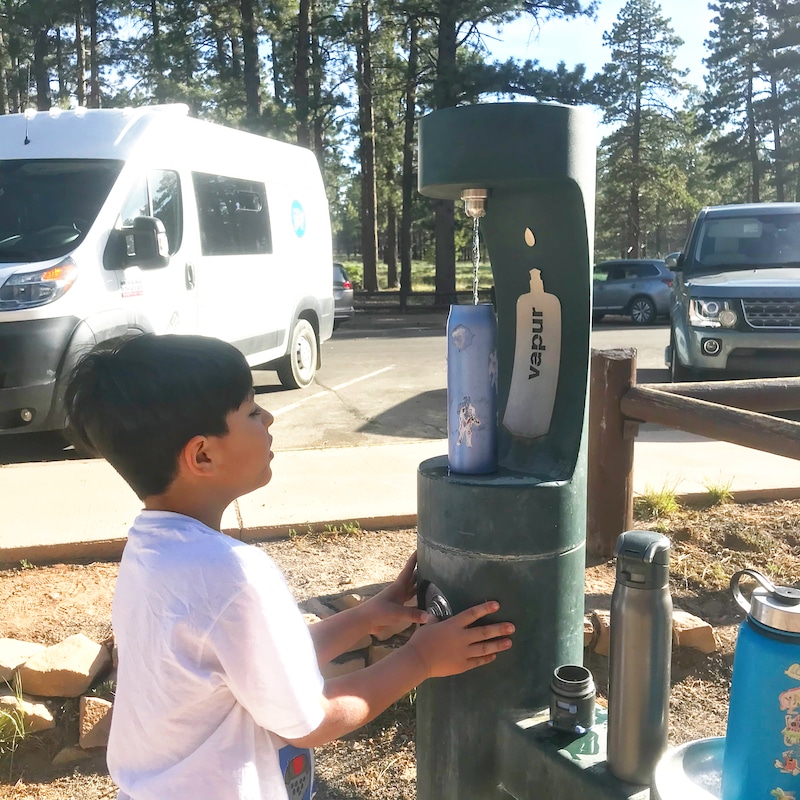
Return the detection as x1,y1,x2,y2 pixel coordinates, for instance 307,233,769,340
307,553,428,665
286,600,514,748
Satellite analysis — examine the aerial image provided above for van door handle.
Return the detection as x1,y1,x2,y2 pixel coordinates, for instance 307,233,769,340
185,262,195,290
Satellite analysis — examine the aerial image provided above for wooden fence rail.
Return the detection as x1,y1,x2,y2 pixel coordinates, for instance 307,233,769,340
587,350,800,558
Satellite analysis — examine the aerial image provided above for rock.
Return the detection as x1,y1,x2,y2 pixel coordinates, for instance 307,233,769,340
583,616,596,648
591,610,611,657
17,633,112,697
79,696,113,749
368,645,396,666
673,610,717,654
331,593,364,612
52,746,94,767
0,689,55,732
302,598,336,619
373,619,413,642
321,655,365,680
0,638,45,682
343,634,373,653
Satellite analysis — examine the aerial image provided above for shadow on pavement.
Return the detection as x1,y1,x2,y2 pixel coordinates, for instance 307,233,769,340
357,389,447,440
0,431,84,465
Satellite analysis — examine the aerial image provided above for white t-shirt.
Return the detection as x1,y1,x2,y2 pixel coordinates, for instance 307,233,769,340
107,511,325,800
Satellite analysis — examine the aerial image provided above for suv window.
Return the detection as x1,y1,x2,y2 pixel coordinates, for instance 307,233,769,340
692,213,800,270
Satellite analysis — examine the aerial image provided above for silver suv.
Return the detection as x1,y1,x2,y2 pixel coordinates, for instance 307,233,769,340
667,203,800,380
592,259,673,325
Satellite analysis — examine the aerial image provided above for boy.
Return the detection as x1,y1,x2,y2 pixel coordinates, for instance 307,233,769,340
65,333,514,800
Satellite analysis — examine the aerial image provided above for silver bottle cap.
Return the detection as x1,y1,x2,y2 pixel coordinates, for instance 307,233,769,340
731,569,800,634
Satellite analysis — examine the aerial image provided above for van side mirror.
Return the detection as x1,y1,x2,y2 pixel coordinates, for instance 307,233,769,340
104,216,170,270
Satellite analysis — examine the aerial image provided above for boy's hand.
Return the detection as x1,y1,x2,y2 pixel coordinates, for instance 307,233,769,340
363,552,430,637
406,601,514,678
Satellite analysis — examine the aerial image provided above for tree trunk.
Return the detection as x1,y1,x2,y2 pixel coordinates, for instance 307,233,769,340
356,0,378,293
399,18,418,309
746,64,760,202
0,30,8,114
10,55,21,112
311,28,324,167
386,195,398,287
625,21,643,258
56,28,65,103
148,0,165,101
433,0,458,305
295,0,312,147
270,35,282,104
231,32,241,77
769,74,785,201
240,0,261,122
89,0,100,107
34,28,50,110
76,8,86,106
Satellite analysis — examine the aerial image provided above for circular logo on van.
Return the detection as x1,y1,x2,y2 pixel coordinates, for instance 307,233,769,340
291,201,306,238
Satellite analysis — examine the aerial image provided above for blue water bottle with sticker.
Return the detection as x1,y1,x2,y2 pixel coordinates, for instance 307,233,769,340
722,569,800,800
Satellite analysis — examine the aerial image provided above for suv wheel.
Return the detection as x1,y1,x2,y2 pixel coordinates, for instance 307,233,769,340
629,295,657,325
669,330,693,382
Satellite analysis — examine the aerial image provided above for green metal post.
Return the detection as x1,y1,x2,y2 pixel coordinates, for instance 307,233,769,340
416,102,596,800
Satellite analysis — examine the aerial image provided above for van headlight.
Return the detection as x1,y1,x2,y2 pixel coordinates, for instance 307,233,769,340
689,298,738,328
0,257,78,310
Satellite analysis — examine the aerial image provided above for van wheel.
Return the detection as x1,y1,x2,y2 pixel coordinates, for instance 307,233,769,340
277,319,317,389
629,296,657,325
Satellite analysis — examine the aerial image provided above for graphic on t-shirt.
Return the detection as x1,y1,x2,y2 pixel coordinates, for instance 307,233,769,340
279,744,314,800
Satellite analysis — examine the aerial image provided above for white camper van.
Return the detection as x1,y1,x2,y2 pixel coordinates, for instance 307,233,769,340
0,104,334,436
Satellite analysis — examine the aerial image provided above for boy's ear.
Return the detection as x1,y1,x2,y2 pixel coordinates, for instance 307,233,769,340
180,435,215,478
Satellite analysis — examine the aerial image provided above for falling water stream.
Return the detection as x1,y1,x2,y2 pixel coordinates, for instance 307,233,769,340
472,216,481,305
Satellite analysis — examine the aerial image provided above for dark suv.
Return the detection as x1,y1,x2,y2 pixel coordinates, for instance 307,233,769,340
592,259,673,325
667,203,800,380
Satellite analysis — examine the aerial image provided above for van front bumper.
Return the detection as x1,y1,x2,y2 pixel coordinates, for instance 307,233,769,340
685,326,800,375
0,317,80,434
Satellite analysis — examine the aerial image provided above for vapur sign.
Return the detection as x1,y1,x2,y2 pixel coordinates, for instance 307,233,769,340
503,246,562,440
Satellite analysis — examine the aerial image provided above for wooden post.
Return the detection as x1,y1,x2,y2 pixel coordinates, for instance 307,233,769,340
587,348,636,559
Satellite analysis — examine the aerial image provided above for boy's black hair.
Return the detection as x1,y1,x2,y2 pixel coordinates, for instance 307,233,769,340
64,334,254,499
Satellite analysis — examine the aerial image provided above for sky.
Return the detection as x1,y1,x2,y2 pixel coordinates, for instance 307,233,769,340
482,0,717,90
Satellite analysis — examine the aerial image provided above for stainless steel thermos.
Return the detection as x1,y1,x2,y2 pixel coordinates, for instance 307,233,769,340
722,569,800,800
607,530,673,785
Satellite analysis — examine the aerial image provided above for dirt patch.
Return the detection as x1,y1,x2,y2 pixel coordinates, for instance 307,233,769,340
2,500,800,799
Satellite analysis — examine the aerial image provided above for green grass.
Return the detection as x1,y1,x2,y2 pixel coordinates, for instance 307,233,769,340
702,475,734,505
335,259,494,293
634,480,680,519
0,679,28,774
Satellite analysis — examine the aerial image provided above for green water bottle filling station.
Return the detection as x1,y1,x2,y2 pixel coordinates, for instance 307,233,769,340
415,102,648,800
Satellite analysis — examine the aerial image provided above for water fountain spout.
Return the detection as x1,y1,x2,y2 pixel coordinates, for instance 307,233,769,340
461,188,488,219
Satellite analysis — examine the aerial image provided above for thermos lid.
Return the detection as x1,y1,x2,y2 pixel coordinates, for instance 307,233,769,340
614,530,670,589
731,569,800,634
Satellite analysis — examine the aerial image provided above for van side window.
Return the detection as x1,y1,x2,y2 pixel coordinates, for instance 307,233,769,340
192,172,272,256
150,170,183,255
117,169,183,255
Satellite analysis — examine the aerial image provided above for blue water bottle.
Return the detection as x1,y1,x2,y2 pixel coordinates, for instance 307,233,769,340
722,569,800,800
446,303,497,474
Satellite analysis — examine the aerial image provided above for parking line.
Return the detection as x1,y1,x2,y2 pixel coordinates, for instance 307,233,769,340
331,365,395,391
272,366,396,417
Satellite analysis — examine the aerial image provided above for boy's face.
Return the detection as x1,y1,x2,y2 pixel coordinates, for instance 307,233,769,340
213,393,274,496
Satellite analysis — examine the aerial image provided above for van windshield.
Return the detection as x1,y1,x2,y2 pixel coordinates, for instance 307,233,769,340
690,213,800,273
0,159,123,263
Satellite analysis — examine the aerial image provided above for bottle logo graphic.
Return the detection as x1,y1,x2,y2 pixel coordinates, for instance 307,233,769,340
502,268,561,439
